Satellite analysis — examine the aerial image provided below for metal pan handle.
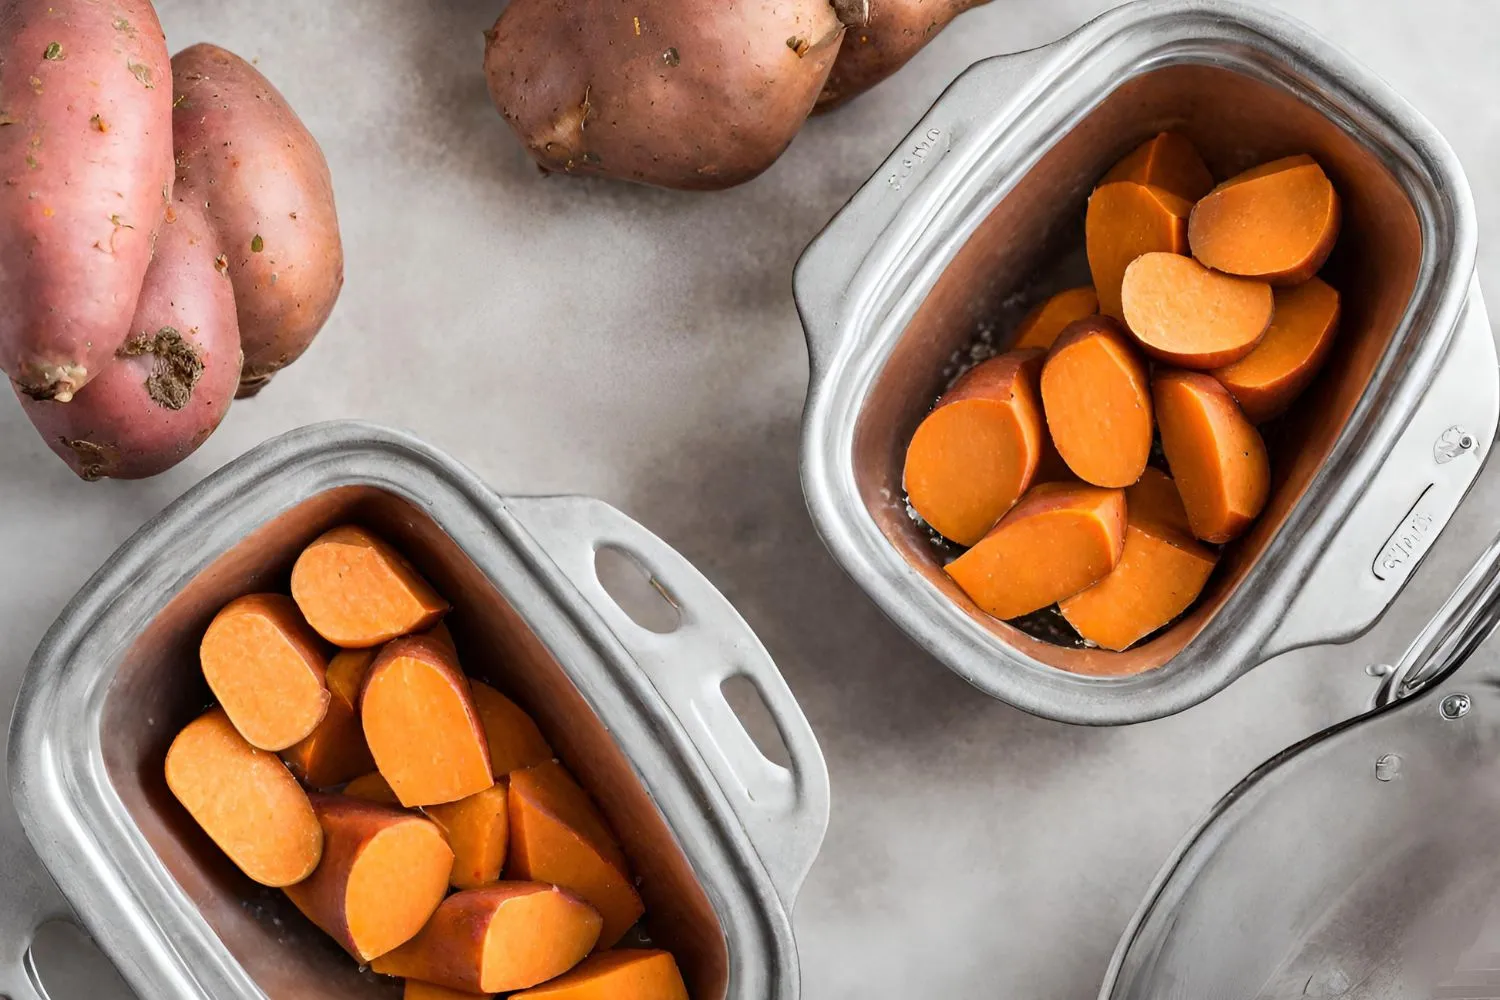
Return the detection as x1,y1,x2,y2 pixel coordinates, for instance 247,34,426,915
0,877,75,1000
503,495,831,906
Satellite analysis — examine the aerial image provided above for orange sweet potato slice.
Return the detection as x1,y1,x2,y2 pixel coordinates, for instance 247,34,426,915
1059,469,1219,651
1121,252,1273,368
345,771,402,807
471,680,554,777
291,525,450,647
1040,317,1153,488
1102,132,1215,202
165,707,323,887
363,634,493,807
944,482,1127,620
512,949,689,1000
283,794,453,962
904,350,1046,547
405,982,491,1000
508,760,643,949
200,594,330,752
1189,154,1341,285
1086,181,1192,321
372,883,602,993
1012,286,1099,350
283,649,376,788
426,783,510,890
1213,276,1341,422
1154,370,1270,543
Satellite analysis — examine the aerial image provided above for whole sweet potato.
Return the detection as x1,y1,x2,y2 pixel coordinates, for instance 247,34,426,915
171,44,343,397
816,0,989,111
0,0,174,400
483,0,854,190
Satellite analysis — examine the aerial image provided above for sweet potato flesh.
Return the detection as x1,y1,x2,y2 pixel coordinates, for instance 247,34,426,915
426,783,510,890
1154,371,1270,544
1189,154,1341,285
1085,182,1191,320
512,949,690,999
291,525,449,647
1101,131,1214,202
1040,319,1151,488
1121,253,1273,368
471,680,554,777
1011,286,1099,350
282,648,375,787
1213,277,1341,423
344,771,401,806
200,593,329,751
346,821,456,961
405,982,489,1000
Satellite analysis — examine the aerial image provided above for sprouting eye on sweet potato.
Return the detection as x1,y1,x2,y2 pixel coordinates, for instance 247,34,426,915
4,1,343,480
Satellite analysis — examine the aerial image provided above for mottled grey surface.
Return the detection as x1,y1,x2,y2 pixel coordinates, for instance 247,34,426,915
3,2,1500,998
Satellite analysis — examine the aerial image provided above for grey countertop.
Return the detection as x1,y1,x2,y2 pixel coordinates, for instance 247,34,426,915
4,1,1500,998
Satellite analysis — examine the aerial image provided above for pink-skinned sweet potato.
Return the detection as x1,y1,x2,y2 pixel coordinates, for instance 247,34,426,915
170,44,343,397
816,0,990,110
0,0,174,401
15,203,241,479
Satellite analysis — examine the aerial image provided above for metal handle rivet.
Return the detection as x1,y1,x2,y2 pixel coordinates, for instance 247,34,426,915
1375,754,1402,781
1441,693,1472,719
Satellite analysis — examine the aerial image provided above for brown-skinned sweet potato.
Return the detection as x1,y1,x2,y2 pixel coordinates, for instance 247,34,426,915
0,0,174,401
816,0,989,111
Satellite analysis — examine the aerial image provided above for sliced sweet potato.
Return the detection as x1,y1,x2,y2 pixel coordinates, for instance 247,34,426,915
344,771,401,807
1154,370,1270,543
944,482,1126,620
291,526,449,647
1059,469,1218,651
511,949,689,1000
363,634,493,807
1040,317,1152,488
508,760,643,949
283,649,376,788
1213,277,1341,422
903,350,1046,546
471,681,554,778
405,982,491,1000
1189,154,1341,285
164,708,322,887
200,594,329,752
1012,286,1099,351
283,794,453,962
426,783,510,890
1102,132,1214,202
372,883,602,993
1120,252,1273,368
1085,181,1192,321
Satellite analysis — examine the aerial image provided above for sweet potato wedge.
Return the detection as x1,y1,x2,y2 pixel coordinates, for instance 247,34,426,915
200,594,329,752
1121,252,1273,368
344,771,401,807
372,883,602,993
283,794,453,962
164,707,322,887
1101,132,1214,202
1213,277,1341,423
904,350,1046,546
426,783,510,890
508,760,644,949
1040,317,1152,488
1154,370,1270,543
1189,154,1341,285
471,680,554,778
291,526,449,647
362,634,493,807
283,649,376,788
945,482,1127,620
1012,286,1100,351
1085,181,1192,321
512,949,690,999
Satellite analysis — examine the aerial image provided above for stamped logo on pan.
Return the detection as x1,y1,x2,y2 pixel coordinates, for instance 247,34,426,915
1373,484,1436,582
886,127,947,192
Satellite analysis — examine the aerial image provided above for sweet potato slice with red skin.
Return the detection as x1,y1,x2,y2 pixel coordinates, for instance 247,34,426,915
1189,155,1341,285
815,0,986,111
405,983,491,1000
344,771,401,807
283,794,453,962
471,681,554,778
1086,182,1192,321
426,783,510,890
363,634,493,807
508,761,643,949
291,526,449,647
372,883,602,993
165,708,322,887
945,483,1126,620
904,350,1045,547
1121,252,1274,368
1059,469,1218,651
512,949,690,1000
0,0,173,401
201,594,329,752
1154,370,1270,543
1213,277,1341,423
1012,286,1100,351
1102,132,1215,202
1040,318,1152,488
283,649,376,788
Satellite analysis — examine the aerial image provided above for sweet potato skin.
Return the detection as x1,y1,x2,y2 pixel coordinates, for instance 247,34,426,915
0,0,174,400
170,44,343,396
815,0,986,110
483,0,846,190
15,203,240,479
